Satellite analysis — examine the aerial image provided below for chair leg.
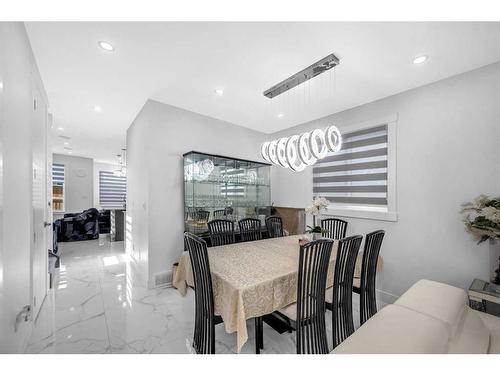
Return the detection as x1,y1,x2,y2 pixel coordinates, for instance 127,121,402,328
259,317,264,349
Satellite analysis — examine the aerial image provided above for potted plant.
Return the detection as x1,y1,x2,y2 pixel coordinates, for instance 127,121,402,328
305,197,330,240
462,194,500,290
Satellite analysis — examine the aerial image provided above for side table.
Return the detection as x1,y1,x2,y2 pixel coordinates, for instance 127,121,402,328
468,278,500,317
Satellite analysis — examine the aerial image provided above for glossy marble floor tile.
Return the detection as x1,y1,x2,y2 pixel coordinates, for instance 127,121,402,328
26,237,378,354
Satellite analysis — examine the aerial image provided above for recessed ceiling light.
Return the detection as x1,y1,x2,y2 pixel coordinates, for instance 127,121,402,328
98,41,114,52
277,113,284,118
214,89,224,96
67,151,72,154
57,127,64,131
413,55,428,65
64,142,69,145
94,105,102,112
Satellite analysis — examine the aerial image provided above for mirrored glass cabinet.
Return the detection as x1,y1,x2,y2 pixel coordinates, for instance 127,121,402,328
183,151,271,240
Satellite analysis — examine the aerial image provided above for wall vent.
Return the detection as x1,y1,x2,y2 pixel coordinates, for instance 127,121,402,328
154,270,172,287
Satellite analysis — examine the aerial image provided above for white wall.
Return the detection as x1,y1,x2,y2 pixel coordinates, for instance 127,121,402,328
271,62,500,302
126,104,150,274
126,100,266,286
53,154,93,214
0,22,49,353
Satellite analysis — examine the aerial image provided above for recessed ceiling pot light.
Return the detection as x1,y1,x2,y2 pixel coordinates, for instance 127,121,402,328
413,55,428,65
94,105,102,112
98,41,114,52
214,89,224,96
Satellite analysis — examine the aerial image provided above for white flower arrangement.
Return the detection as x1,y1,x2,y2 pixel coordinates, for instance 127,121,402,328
305,196,330,234
461,194,500,244
305,196,330,216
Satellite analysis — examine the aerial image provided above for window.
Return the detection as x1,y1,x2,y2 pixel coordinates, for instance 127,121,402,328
99,171,127,209
313,115,397,221
52,163,65,212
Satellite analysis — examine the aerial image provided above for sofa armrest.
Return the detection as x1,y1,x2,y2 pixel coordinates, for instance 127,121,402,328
332,304,449,354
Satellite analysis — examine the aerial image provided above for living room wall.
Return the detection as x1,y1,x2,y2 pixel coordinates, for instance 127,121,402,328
53,154,94,214
270,61,500,302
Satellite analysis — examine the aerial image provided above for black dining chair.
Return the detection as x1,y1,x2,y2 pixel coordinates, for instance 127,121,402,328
275,239,334,354
184,232,223,354
238,218,262,242
321,218,348,240
196,209,210,222
326,235,363,349
208,219,235,246
265,215,284,238
355,230,385,326
213,209,226,219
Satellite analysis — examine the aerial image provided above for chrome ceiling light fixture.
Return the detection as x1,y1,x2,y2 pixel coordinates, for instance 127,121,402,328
263,53,340,99
261,53,343,171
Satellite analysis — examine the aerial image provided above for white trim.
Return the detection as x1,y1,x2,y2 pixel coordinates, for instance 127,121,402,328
323,114,398,222
324,207,398,222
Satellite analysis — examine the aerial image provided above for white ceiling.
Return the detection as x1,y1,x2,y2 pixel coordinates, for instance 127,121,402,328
26,22,500,164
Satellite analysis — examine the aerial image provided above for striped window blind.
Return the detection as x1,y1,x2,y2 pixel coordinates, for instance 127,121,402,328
52,163,65,185
313,124,388,206
99,171,127,209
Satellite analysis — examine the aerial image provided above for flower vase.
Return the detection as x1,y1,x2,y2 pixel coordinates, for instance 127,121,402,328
312,232,321,241
489,239,500,289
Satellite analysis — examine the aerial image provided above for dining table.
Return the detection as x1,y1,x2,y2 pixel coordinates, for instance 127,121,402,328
172,234,382,353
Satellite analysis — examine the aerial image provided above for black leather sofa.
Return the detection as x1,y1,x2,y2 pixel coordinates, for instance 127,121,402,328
55,208,100,242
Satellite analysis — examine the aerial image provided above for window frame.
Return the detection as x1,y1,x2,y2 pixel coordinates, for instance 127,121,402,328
321,114,398,222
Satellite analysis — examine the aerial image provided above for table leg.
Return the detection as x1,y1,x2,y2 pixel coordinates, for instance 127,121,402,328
254,316,263,354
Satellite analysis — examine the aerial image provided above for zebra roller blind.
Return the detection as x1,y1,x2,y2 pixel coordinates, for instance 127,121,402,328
52,163,65,185
313,124,388,206
99,171,126,209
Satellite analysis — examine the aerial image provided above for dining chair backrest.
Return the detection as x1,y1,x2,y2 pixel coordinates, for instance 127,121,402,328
238,218,262,242
331,234,363,348
208,219,235,246
196,210,210,222
213,209,226,219
187,206,197,220
321,218,348,240
296,239,334,354
184,232,216,354
359,230,385,326
265,215,284,238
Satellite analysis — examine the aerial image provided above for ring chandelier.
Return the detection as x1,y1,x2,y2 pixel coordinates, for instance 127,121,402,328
261,126,342,172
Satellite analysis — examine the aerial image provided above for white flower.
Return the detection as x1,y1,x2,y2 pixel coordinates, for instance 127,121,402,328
482,206,500,223
472,194,489,209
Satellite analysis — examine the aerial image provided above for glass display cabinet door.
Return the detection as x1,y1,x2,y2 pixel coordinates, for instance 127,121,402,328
183,151,271,242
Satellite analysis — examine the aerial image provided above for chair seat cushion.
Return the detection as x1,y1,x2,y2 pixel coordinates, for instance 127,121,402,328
279,303,297,321
332,304,449,354
394,279,467,339
325,279,360,304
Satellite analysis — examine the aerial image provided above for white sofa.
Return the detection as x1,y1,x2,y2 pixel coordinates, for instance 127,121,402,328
332,279,500,354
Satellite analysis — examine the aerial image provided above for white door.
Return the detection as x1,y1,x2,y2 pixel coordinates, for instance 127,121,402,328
0,22,39,353
31,82,48,320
